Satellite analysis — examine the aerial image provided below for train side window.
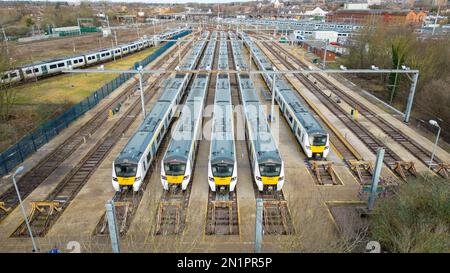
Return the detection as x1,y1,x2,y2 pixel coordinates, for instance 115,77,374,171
34,68,38,73
50,64,57,69
26,69,32,75
146,150,152,163
58,63,64,68
157,131,162,143
11,72,17,77
79,58,83,62
73,60,78,64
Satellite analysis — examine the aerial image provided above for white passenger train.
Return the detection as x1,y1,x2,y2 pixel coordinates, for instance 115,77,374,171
160,33,217,191
240,31,330,159
208,32,237,192
111,31,207,192
1,27,191,85
230,32,285,192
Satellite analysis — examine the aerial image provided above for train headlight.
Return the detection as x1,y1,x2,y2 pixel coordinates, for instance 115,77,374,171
208,177,214,182
183,175,190,180
256,176,262,181
306,146,311,150
231,177,237,182
278,176,284,182
135,177,141,181
162,175,167,180
113,177,118,182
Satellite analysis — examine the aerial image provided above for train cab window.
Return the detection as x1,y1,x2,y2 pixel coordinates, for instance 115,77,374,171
212,164,233,177
259,163,281,177
311,135,327,146
164,162,186,176
115,164,137,177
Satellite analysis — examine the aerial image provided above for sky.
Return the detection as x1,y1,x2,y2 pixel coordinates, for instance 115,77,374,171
7,0,257,3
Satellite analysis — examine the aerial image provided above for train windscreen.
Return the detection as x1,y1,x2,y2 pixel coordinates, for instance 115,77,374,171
115,164,137,178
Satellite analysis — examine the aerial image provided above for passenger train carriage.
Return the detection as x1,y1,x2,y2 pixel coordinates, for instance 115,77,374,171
239,32,330,159
230,33,285,192
208,32,237,192
160,33,217,191
1,27,191,84
111,31,207,192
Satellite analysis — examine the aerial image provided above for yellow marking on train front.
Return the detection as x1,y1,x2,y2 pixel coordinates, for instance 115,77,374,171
167,175,184,184
261,176,279,185
214,177,231,185
117,177,135,186
311,146,326,154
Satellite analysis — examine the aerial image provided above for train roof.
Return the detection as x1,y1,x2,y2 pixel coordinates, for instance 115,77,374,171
238,74,282,163
275,77,326,134
163,75,208,162
211,74,234,164
115,101,170,165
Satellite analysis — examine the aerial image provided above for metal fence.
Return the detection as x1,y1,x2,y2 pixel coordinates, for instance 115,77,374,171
0,30,191,176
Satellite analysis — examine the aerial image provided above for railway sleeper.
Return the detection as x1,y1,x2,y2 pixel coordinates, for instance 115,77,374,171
210,200,235,235
310,161,341,185
262,200,291,235
393,161,418,181
97,201,133,235
155,201,182,235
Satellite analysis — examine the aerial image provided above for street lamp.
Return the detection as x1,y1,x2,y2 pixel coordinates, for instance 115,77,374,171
428,120,441,172
12,166,39,252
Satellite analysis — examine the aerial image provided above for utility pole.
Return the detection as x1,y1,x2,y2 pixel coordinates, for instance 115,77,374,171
254,198,263,253
1,26,10,60
105,200,120,253
432,5,441,36
322,39,329,70
270,71,276,122
368,148,384,211
404,72,419,123
137,66,146,119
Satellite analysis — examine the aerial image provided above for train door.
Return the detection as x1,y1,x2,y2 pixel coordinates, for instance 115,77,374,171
96,54,100,61
41,65,48,75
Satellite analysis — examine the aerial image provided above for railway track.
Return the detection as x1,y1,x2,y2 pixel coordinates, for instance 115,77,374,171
205,37,240,236
236,37,294,235
257,40,418,181
11,39,193,238
93,126,172,236
269,41,448,178
0,37,193,223
153,33,213,236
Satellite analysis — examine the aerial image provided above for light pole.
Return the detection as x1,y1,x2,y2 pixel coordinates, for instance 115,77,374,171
428,120,441,172
12,166,39,252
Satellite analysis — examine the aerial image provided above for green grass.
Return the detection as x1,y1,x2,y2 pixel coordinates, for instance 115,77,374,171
0,46,162,152
370,176,450,253
12,46,160,105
